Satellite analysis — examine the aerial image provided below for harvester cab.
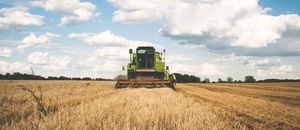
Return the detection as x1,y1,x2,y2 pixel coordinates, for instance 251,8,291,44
115,46,176,90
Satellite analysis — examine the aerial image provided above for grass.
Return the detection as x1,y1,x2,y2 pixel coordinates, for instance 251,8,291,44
1,80,299,129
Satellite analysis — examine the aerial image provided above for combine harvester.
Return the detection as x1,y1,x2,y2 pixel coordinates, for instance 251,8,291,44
115,46,176,90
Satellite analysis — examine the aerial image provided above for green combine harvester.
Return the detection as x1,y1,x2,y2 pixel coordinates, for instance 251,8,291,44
115,46,176,90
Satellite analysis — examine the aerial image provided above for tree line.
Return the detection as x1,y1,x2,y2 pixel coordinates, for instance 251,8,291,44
1,72,299,83
172,73,257,83
0,72,111,81
172,73,300,83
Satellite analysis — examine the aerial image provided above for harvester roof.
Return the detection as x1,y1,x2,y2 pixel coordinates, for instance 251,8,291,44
137,46,155,50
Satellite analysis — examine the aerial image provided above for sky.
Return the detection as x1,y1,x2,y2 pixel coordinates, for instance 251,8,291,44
0,0,300,81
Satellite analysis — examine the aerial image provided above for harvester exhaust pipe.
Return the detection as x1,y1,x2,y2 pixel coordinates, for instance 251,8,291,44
163,49,166,62
129,49,133,63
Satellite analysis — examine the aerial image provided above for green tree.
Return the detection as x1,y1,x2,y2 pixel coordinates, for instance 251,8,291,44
244,76,256,83
202,78,210,83
217,78,223,83
227,77,233,83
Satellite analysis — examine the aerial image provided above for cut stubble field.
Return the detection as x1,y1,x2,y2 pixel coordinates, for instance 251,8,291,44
0,80,299,129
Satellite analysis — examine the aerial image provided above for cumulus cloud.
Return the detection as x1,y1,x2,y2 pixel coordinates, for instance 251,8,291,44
182,44,206,50
94,47,129,60
68,30,166,78
27,52,49,64
243,58,293,79
28,52,73,70
0,6,44,30
216,53,250,62
0,60,30,73
32,0,100,26
166,55,193,64
69,30,128,46
108,0,300,56
69,30,164,74
68,30,162,48
85,56,123,72
255,65,293,79
172,63,224,77
17,33,60,52
0,47,13,57
108,0,162,23
244,58,281,69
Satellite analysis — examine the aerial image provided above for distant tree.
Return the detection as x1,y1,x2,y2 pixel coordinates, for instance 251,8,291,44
244,76,256,83
227,77,233,83
4,73,11,79
95,78,105,81
59,76,70,80
172,73,201,83
189,75,201,83
115,74,127,80
72,77,81,80
183,74,190,82
82,77,92,80
218,78,223,83
238,80,243,83
202,78,210,83
0,72,109,80
47,76,59,80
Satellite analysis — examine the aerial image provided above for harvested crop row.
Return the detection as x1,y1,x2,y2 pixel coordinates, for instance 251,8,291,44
177,83,300,129
1,81,233,129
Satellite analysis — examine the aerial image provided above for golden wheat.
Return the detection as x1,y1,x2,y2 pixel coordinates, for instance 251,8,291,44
3,80,298,129
0,80,231,130
177,83,300,129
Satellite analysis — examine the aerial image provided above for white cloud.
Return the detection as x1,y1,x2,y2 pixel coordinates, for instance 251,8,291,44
85,57,123,72
68,30,162,49
48,55,73,67
17,32,60,52
228,14,300,48
68,33,89,39
68,30,166,78
28,52,73,71
183,44,206,50
108,0,162,23
172,63,224,77
279,65,292,72
255,65,293,79
0,60,30,73
69,30,128,46
32,0,100,26
244,58,281,69
243,58,294,79
27,52,49,64
0,6,44,30
166,55,193,64
94,47,128,60
108,0,300,56
0,47,13,57
216,53,249,62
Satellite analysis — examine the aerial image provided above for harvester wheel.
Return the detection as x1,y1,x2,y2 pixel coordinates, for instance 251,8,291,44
115,83,119,89
171,82,176,91
170,75,176,91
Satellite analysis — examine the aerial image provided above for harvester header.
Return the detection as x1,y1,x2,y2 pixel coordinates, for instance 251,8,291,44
115,46,176,90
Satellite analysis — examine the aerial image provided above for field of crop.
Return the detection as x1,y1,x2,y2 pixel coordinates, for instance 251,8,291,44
0,80,299,129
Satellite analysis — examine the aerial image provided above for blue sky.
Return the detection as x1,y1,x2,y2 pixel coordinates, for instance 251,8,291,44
0,0,300,81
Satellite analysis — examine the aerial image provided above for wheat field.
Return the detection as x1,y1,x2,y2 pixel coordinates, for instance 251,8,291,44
1,80,299,129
